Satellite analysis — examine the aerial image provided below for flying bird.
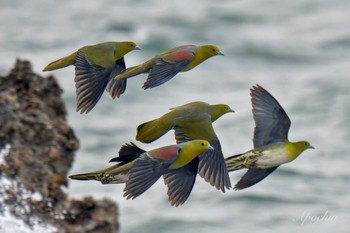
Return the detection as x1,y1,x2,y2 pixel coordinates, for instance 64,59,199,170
43,41,140,113
69,140,213,206
136,101,234,192
225,85,314,190
112,44,223,96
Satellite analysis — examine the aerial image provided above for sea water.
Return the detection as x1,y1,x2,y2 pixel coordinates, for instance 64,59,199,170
1,0,349,232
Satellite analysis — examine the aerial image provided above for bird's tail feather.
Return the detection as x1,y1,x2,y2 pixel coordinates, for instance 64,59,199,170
69,164,130,184
69,170,103,181
136,118,172,143
114,64,149,80
43,52,77,71
225,153,246,172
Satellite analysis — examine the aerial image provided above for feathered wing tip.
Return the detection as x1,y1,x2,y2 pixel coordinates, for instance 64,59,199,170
142,58,189,90
197,139,232,192
234,167,279,190
75,51,110,114
106,78,127,99
106,57,127,99
123,157,163,200
109,142,145,163
163,158,198,207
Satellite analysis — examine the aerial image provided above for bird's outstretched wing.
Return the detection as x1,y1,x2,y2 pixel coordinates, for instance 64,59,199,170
142,50,194,89
75,51,124,113
234,166,279,190
251,85,291,148
123,155,169,199
163,157,199,207
198,137,231,192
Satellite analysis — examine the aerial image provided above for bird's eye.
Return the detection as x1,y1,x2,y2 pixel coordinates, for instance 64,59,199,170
178,148,181,153
224,106,227,109
212,48,216,52
201,143,205,146
305,142,308,146
130,44,134,47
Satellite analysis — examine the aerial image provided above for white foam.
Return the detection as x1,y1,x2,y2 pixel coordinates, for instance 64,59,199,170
0,144,11,165
0,176,57,233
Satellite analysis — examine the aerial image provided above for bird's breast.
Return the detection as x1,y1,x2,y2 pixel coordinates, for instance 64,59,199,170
151,147,179,160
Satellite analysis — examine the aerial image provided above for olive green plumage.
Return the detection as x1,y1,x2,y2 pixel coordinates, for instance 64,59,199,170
136,101,234,192
43,41,140,113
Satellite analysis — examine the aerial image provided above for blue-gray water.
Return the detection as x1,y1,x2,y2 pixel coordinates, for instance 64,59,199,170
1,0,349,232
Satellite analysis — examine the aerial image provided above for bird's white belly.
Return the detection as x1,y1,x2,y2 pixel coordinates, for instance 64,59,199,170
256,147,291,168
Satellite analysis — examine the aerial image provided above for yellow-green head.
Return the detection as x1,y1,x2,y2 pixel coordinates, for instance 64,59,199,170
287,140,314,161
187,44,224,69
114,41,140,59
210,104,234,122
197,45,224,57
169,140,214,169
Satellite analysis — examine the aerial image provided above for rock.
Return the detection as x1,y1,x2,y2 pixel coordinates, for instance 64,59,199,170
0,60,119,233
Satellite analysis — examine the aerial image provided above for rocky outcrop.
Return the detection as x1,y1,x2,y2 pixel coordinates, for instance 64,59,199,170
0,60,119,233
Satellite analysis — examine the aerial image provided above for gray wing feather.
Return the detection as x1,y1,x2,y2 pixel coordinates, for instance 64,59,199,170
163,158,198,206
109,142,145,163
173,125,231,192
142,58,191,89
234,166,279,190
106,58,127,99
123,155,169,200
75,51,124,113
198,138,231,192
251,85,291,148
173,125,193,143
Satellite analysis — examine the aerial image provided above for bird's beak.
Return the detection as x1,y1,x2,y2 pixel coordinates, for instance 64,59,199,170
217,50,224,56
229,108,235,113
309,145,315,149
207,144,214,151
135,45,141,50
